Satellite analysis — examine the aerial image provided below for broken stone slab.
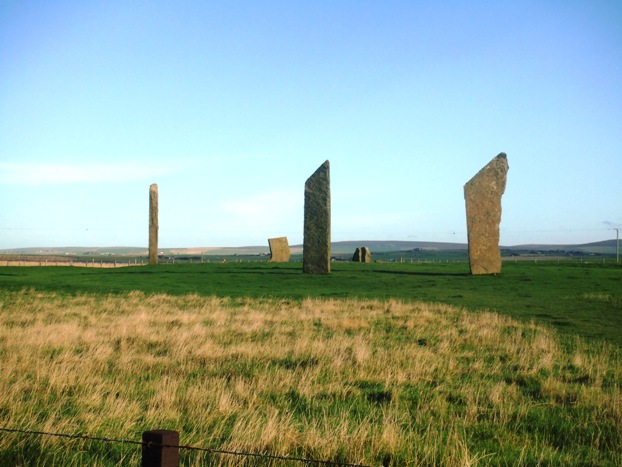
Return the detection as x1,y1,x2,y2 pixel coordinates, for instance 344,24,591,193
268,237,291,262
464,153,509,275
148,183,159,265
303,160,331,274
352,247,372,263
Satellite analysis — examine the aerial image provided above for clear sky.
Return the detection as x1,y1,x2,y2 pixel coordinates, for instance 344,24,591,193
1,0,621,249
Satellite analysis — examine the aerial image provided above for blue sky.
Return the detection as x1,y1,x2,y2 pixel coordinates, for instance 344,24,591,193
1,0,621,249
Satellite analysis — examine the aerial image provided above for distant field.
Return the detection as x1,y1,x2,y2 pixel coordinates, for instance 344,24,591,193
1,238,617,262
0,291,620,465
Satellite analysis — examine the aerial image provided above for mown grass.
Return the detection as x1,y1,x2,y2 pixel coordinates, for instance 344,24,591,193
0,290,620,466
0,261,620,346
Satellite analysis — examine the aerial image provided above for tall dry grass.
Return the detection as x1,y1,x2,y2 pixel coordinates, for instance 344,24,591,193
0,289,620,466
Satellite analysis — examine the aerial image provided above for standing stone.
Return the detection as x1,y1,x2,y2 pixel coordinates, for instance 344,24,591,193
464,153,509,275
352,247,372,263
148,183,159,265
353,248,362,262
303,160,331,274
268,237,291,262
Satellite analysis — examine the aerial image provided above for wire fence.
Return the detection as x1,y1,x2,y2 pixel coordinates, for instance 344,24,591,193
0,427,375,467
1,256,619,268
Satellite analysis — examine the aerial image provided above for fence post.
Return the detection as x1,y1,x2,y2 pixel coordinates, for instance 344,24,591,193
142,430,179,467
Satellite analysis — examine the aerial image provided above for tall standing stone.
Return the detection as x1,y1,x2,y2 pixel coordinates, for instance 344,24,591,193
464,153,509,275
303,161,331,274
148,183,159,265
268,237,291,262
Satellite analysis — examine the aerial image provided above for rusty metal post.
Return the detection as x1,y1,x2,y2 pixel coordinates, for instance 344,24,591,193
142,430,179,467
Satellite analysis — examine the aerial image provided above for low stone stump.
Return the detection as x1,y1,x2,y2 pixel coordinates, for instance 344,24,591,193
268,237,291,262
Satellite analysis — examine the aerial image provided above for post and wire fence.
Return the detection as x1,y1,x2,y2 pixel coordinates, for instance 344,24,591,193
0,427,375,467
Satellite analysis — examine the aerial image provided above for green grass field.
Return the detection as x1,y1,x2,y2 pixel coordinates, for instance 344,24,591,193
0,261,620,465
0,261,620,347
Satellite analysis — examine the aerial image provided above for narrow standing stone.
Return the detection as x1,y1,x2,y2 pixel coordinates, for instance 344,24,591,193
464,153,509,274
353,248,362,262
303,161,331,274
268,237,291,262
149,183,159,265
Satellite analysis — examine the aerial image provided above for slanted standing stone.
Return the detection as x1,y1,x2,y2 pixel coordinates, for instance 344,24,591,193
268,237,291,262
464,153,509,275
352,247,372,263
303,160,331,274
148,183,159,265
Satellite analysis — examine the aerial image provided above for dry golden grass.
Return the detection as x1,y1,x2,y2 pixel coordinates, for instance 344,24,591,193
0,289,620,466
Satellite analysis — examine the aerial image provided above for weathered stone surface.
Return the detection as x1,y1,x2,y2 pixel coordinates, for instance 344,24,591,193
268,237,291,262
148,183,159,265
362,247,371,263
352,248,362,262
352,247,372,263
464,153,509,275
303,160,331,274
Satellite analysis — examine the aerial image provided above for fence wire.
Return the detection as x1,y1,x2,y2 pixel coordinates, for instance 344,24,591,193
0,427,374,467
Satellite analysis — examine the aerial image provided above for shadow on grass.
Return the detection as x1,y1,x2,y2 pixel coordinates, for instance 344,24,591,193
372,269,470,277
101,267,303,276
104,266,471,278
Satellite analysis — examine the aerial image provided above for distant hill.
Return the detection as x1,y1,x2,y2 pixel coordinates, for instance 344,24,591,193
510,239,616,249
0,239,617,257
325,241,468,254
508,240,618,255
0,246,148,256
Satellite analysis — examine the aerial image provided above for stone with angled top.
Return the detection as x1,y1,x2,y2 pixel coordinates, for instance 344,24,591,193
268,237,291,262
464,153,509,275
303,160,331,274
